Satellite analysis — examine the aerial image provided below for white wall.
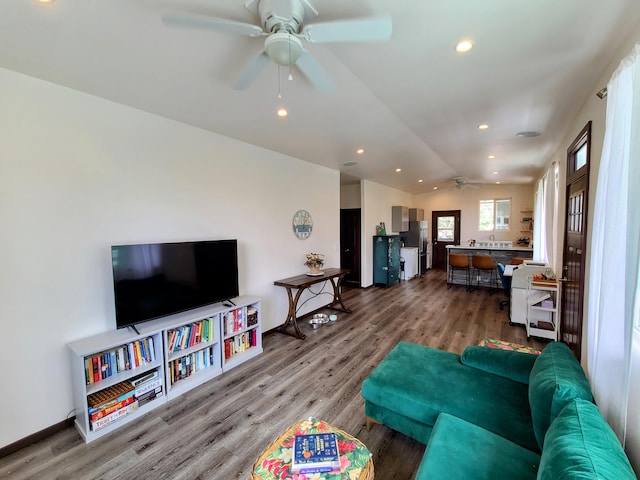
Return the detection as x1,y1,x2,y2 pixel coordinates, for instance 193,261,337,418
361,180,414,287
340,183,361,209
0,67,340,448
415,184,535,246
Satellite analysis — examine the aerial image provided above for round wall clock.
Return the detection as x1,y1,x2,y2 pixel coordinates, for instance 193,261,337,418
292,210,313,240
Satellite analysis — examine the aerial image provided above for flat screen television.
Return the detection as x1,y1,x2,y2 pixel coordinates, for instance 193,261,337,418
111,239,239,330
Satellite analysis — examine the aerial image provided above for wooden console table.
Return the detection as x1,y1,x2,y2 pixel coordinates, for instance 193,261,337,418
274,268,351,339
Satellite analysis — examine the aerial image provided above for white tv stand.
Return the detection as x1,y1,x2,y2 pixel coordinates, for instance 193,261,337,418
67,296,262,443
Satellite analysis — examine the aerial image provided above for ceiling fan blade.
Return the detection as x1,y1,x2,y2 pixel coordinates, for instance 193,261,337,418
233,51,272,90
295,50,336,94
301,15,392,43
162,13,265,37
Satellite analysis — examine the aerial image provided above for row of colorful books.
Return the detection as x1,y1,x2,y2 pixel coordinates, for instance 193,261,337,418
166,317,215,353
223,330,258,360
223,307,245,337
168,346,216,385
84,337,156,385
88,371,163,431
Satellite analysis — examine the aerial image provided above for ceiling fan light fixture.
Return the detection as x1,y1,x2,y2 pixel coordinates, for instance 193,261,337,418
265,33,303,66
277,107,288,117
516,131,541,138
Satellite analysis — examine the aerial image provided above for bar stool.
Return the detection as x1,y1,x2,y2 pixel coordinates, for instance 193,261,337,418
472,254,499,292
448,253,470,291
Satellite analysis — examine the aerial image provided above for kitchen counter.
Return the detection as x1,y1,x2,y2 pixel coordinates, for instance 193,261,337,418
446,245,533,252
446,245,533,289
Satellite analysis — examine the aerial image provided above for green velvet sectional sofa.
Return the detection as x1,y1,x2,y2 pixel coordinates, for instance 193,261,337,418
361,341,637,479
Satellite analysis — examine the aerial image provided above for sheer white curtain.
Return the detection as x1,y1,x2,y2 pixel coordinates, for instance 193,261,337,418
533,166,560,266
533,175,547,262
587,43,640,445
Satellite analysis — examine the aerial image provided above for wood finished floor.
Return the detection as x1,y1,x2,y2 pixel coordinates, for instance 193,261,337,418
0,269,548,480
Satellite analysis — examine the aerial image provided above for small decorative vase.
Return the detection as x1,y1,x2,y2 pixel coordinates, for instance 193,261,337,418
309,266,321,274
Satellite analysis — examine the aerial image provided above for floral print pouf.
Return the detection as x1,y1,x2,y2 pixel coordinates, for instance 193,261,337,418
480,338,541,355
252,418,373,480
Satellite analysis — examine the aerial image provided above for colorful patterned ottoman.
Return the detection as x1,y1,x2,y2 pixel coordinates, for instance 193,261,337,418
251,418,373,480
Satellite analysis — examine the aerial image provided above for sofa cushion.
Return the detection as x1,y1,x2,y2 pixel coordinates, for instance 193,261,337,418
416,413,540,480
461,345,538,384
528,341,593,449
362,342,538,451
538,399,636,479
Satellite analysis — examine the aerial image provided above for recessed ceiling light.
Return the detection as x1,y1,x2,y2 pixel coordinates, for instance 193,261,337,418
492,171,499,175
433,186,438,190
418,179,424,183
277,108,288,117
455,40,473,53
36,0,55,3
343,161,358,167
496,181,501,184
516,131,541,137
356,148,364,155
488,155,495,159
478,124,489,130
395,168,402,173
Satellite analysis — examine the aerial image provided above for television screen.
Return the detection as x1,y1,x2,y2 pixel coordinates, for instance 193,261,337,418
111,239,239,329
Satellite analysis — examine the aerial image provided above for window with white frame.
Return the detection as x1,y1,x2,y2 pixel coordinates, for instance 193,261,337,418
479,198,511,231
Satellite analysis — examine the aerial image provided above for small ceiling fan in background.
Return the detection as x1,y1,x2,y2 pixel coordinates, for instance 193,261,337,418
161,0,392,94
453,177,482,190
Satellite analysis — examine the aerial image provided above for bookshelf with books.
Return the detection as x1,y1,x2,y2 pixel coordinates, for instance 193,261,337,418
221,299,263,371
68,296,262,442
162,313,222,400
68,330,165,443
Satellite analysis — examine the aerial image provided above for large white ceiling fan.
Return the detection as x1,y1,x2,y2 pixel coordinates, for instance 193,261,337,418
162,0,392,94
453,177,481,190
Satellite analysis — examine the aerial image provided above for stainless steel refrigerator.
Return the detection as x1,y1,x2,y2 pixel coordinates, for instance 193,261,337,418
400,220,430,274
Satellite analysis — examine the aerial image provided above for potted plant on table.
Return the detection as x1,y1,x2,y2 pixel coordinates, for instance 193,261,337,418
305,253,324,275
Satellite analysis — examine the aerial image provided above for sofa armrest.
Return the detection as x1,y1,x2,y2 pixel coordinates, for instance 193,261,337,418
461,346,538,385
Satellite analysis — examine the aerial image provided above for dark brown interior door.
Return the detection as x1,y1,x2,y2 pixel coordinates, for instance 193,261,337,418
340,208,361,286
560,122,591,360
432,210,461,270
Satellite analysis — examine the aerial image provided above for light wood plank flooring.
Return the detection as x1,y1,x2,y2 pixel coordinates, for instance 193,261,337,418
0,269,547,480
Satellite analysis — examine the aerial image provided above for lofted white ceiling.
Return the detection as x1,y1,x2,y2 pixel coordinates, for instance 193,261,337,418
2,0,639,194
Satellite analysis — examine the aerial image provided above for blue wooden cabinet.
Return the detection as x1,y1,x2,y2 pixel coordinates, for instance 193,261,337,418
373,235,401,287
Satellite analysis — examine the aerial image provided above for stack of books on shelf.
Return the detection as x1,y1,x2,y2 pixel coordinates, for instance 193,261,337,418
87,370,163,431
88,381,137,431
246,307,258,327
168,346,216,384
223,330,258,360
224,308,245,336
131,370,163,408
166,317,215,352
84,336,155,385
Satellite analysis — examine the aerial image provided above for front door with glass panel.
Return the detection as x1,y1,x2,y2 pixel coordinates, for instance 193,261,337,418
432,210,461,270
